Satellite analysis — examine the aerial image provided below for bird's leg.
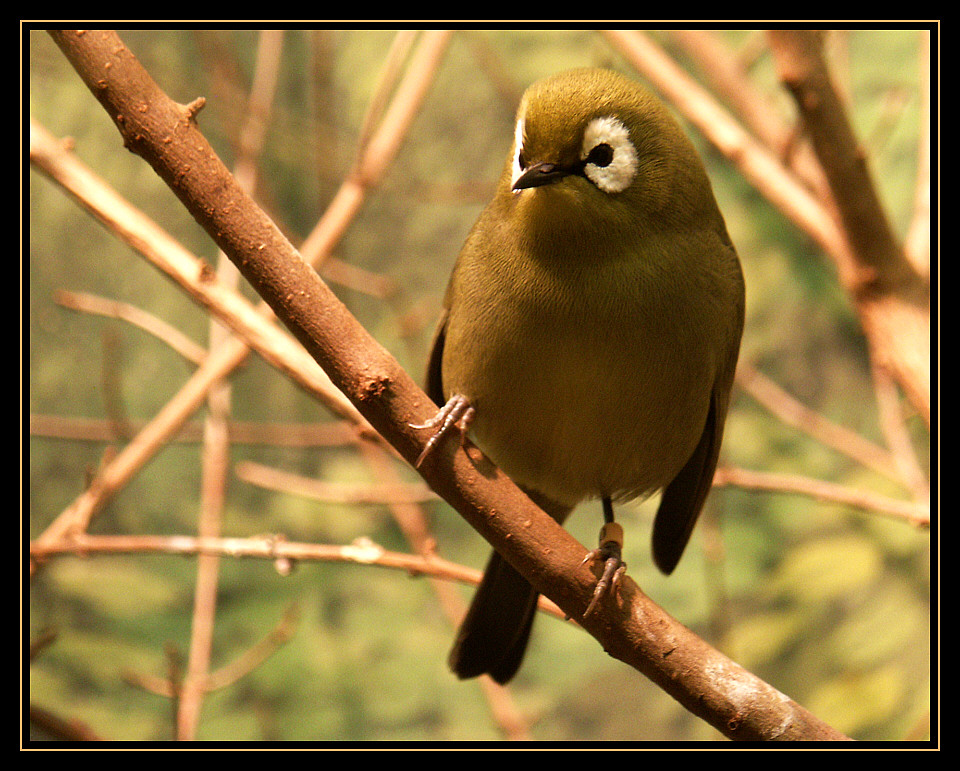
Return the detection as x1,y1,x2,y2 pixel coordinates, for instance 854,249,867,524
581,497,627,617
411,393,476,467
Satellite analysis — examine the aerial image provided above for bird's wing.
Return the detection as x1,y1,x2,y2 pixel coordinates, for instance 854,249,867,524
651,386,724,575
425,307,448,407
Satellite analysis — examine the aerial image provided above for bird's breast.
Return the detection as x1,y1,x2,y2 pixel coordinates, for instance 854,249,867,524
441,262,715,506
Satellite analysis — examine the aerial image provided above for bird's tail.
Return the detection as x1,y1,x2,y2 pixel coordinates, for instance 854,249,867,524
448,550,540,685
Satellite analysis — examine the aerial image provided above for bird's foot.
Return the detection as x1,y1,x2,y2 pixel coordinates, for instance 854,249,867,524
411,393,476,467
581,522,626,617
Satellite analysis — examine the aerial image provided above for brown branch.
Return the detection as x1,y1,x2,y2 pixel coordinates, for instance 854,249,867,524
767,30,930,425
30,532,485,586
736,361,904,484
767,31,917,296
204,603,300,692
713,466,930,527
54,289,207,365
235,458,438,505
44,29,851,741
30,413,362,448
28,31,450,551
29,704,103,742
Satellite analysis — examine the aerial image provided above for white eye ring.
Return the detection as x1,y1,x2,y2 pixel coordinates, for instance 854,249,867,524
581,116,637,194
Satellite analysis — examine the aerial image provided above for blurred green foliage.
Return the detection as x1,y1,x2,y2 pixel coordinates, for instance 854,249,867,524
27,28,931,743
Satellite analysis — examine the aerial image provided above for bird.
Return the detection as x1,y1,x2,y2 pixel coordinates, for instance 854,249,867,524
413,67,745,685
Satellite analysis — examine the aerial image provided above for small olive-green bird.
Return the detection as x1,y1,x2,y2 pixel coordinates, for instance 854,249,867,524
416,68,744,684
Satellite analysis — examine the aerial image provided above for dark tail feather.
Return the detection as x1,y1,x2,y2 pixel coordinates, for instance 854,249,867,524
448,550,539,684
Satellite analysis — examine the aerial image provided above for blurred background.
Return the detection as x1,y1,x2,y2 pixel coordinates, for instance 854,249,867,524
27,28,931,742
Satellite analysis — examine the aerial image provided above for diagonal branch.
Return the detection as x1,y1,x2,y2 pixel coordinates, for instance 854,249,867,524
45,28,850,741
766,30,931,426
29,31,451,549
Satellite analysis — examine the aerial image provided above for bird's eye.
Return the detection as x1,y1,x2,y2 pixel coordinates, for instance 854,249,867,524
581,116,638,194
517,150,527,171
585,143,613,168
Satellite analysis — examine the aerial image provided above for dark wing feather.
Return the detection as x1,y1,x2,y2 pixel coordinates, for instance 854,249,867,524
651,390,722,574
425,309,448,407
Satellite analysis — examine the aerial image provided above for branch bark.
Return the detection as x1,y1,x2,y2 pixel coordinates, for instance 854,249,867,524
44,28,850,741
766,30,930,426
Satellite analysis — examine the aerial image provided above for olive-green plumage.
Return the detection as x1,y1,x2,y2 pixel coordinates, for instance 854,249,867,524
425,68,744,684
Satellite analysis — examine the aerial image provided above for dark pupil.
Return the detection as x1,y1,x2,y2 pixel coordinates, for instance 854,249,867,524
517,151,526,170
587,143,613,168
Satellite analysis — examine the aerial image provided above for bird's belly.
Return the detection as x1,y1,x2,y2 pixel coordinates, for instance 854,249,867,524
442,318,712,506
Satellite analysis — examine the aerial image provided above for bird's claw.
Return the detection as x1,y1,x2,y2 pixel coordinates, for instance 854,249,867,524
411,394,475,467
581,522,626,617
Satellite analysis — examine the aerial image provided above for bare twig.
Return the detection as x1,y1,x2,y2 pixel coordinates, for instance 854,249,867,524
767,30,930,426
713,466,930,527
30,414,362,448
235,458,438,504
736,361,903,483
29,120,370,551
298,30,453,266
55,289,207,366
30,532,485,587
204,604,300,692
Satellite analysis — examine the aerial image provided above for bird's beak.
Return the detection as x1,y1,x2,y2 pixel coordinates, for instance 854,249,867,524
512,161,570,191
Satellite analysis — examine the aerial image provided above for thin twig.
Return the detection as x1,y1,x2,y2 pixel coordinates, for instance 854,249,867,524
298,30,453,265
30,413,362,447
235,459,438,504
736,361,903,483
204,604,301,692
31,532,485,586
55,289,207,366
767,30,930,426
713,466,930,526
